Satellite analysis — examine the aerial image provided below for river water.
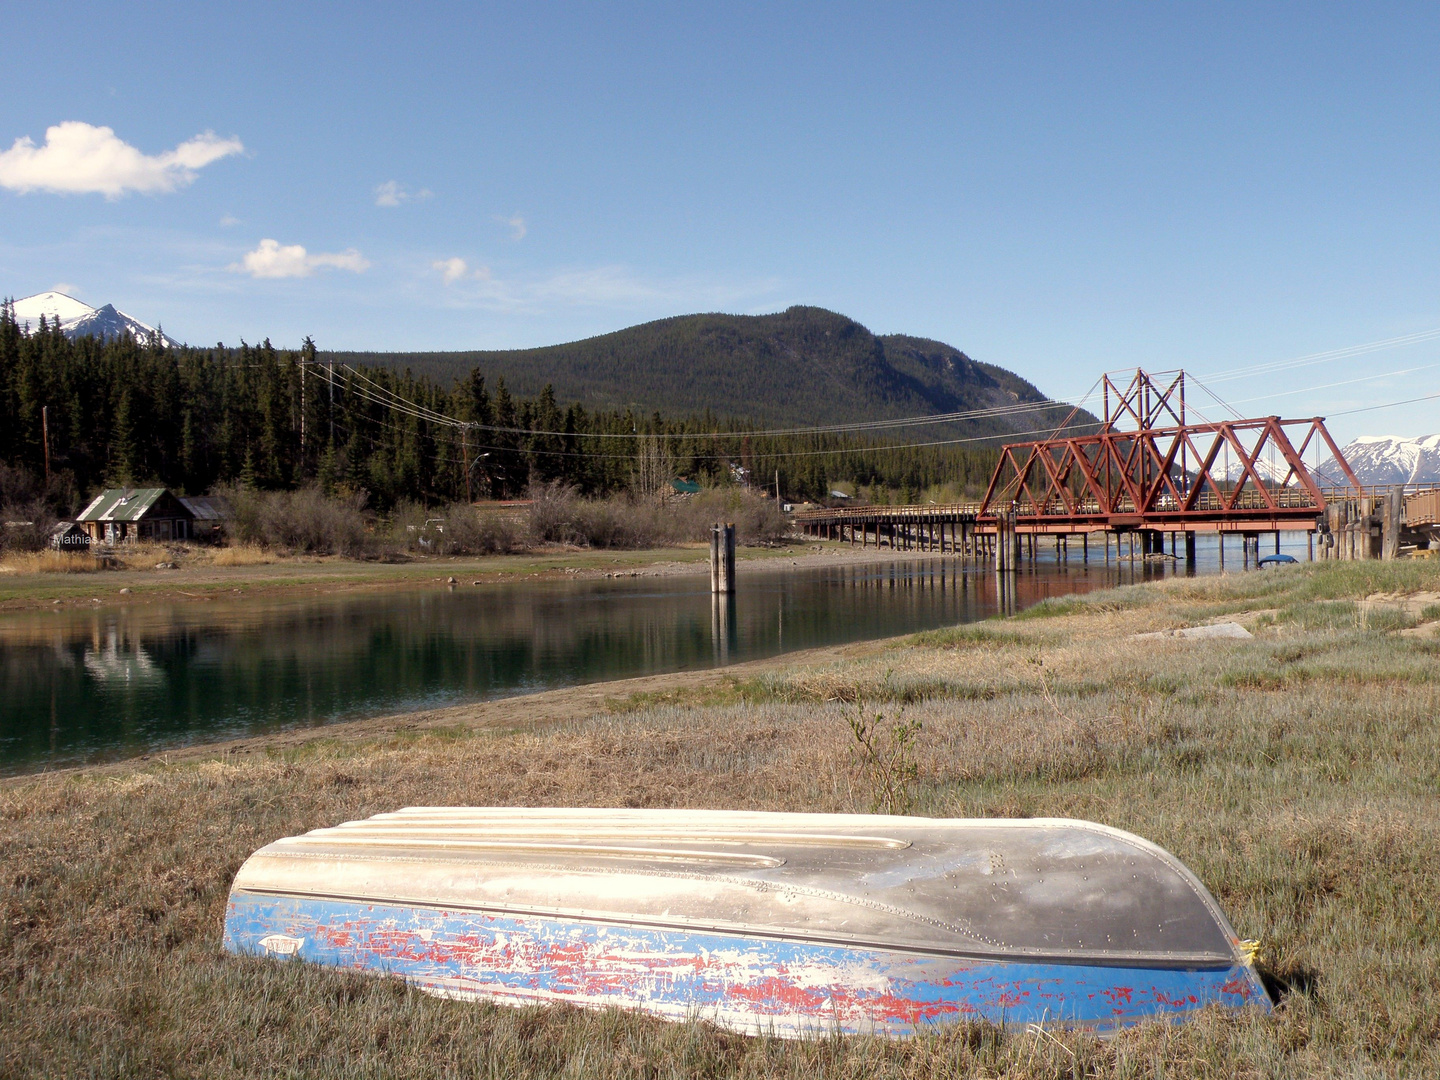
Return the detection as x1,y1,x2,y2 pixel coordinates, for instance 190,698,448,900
1,557,1182,775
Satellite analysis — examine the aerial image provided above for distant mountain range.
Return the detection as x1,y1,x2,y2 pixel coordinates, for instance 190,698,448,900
9,292,1433,478
324,305,1099,438
1322,435,1440,485
10,291,178,348
1212,434,1440,486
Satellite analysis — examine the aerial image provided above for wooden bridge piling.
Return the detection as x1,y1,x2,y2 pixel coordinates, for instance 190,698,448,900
792,482,1437,571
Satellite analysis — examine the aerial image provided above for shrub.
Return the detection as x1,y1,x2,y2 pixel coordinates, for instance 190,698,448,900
524,483,791,550
220,485,372,556
0,466,59,553
443,504,526,555
671,488,791,545
392,501,525,556
0,499,56,553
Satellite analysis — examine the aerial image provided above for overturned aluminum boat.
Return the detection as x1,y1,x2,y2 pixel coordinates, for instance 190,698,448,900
223,808,1268,1036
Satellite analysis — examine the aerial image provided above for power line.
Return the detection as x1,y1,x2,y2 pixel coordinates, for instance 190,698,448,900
318,361,1103,442
1194,325,1440,384
319,348,1439,466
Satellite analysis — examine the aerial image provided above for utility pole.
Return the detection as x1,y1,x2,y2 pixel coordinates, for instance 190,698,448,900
41,405,51,486
299,337,318,477
463,426,472,504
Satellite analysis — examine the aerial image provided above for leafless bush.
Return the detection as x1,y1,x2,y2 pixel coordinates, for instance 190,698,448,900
215,481,790,559
0,498,56,553
526,482,791,549
670,488,791,544
0,463,40,507
527,482,583,545
528,483,660,548
0,465,56,553
446,505,527,555
392,501,525,556
220,484,373,556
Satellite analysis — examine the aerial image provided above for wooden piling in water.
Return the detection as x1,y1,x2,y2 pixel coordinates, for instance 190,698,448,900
1382,489,1402,561
710,523,736,594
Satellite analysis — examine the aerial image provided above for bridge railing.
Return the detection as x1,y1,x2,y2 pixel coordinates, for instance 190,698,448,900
790,483,1440,526
792,502,981,522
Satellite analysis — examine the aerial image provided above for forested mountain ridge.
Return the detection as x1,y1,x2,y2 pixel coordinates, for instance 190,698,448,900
326,306,1080,437
0,303,1026,513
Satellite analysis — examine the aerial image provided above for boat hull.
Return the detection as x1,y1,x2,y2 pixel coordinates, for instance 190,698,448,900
224,890,1267,1037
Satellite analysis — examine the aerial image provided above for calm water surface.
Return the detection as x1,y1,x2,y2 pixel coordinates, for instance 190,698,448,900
1,556,1193,774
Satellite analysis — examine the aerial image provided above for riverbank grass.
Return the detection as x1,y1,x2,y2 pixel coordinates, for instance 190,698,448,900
3,560,1439,1077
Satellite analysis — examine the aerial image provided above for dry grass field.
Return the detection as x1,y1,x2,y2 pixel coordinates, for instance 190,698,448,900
3,559,1439,1078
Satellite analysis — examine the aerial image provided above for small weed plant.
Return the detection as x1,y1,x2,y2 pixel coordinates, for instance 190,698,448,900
846,702,923,815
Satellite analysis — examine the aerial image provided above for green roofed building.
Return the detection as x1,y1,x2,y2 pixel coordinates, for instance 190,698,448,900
76,488,197,545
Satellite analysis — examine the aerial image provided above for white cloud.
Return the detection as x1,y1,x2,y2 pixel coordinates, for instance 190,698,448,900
495,212,527,240
0,121,242,198
219,214,241,227
50,282,79,297
434,257,467,284
375,180,432,207
432,257,491,284
231,238,370,279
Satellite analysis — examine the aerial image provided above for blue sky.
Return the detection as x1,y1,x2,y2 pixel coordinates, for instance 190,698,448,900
2,2,1438,442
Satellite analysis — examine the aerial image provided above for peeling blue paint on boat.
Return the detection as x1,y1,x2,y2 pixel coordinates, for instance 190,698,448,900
226,892,1266,1035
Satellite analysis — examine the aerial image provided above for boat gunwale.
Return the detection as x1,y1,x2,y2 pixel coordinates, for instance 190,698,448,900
268,836,787,867
324,825,915,850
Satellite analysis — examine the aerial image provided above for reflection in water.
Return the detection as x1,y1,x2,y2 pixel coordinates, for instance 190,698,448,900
81,627,164,684
1,558,1174,775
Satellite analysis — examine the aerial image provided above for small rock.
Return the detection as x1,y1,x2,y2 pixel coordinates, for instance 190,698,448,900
446,576,457,584
119,587,132,595
155,561,176,570
472,580,482,586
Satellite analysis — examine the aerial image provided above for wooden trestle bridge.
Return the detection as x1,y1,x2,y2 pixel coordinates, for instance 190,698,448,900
794,370,1440,568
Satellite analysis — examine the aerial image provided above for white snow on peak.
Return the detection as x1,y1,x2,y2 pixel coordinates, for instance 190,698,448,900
10,291,178,347
1322,434,1440,485
12,290,95,327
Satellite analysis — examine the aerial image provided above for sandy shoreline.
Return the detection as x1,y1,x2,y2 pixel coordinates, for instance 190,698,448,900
0,539,956,613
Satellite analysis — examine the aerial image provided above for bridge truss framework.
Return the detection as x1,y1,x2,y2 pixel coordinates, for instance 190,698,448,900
975,370,1363,533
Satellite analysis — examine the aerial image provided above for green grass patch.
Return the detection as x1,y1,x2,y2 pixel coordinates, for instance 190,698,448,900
905,623,1034,648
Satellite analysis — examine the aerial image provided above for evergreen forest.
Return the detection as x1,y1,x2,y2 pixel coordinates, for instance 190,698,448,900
0,303,1030,515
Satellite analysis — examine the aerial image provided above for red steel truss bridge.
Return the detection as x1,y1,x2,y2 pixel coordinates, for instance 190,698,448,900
791,369,1412,560
974,368,1363,534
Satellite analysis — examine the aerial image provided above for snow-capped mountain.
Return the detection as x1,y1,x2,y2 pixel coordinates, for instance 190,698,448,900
1321,435,1440,485
1216,456,1298,485
9,291,179,348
